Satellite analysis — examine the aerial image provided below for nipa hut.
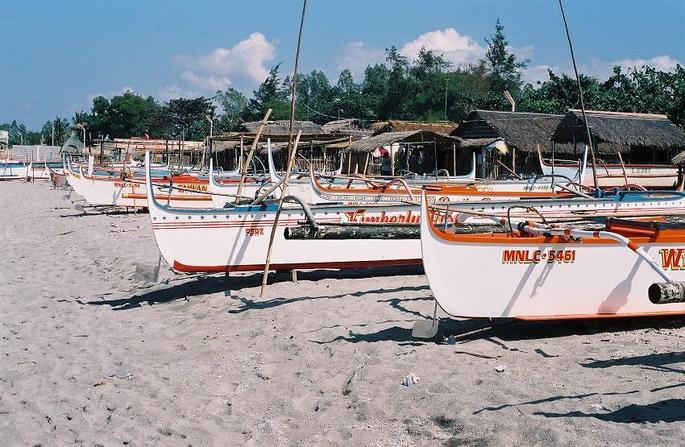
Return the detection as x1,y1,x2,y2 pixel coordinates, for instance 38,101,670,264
211,120,350,172
371,120,458,136
238,120,324,134
321,119,373,138
455,110,567,178
333,130,461,176
92,137,205,165
552,110,685,164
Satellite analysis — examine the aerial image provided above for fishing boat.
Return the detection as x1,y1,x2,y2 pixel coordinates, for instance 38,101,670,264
46,163,67,188
207,159,276,208
419,191,685,319
145,152,422,272
308,168,575,205
538,145,678,189
63,158,213,209
25,161,63,181
444,190,685,226
0,161,28,181
208,141,489,208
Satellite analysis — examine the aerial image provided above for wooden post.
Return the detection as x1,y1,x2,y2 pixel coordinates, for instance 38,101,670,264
260,131,302,296
617,151,629,186
346,136,352,174
236,109,272,199
363,152,371,175
239,135,244,171
452,142,456,176
512,147,516,175
391,144,395,176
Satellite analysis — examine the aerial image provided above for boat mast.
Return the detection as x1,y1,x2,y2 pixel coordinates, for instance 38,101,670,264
558,0,599,192
260,0,308,297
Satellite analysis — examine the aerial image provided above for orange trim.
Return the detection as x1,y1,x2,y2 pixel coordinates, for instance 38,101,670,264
313,172,563,198
123,193,211,201
626,240,640,251
172,258,422,273
515,309,685,321
80,170,208,184
431,224,685,245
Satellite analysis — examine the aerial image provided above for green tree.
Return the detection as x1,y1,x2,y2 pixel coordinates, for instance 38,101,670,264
36,117,71,145
360,63,390,119
408,48,451,120
296,70,333,123
214,87,248,131
247,64,289,120
484,19,529,96
162,97,215,140
381,46,410,118
331,69,364,119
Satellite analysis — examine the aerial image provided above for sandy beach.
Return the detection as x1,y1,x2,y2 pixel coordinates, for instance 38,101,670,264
2,180,685,446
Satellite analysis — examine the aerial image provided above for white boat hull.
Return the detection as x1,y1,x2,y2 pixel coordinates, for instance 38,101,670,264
64,163,212,208
420,194,685,319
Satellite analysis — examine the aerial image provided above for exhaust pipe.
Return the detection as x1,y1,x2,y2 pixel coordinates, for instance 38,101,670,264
649,282,685,304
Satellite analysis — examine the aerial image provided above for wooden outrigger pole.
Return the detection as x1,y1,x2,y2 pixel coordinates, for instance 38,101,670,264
236,108,272,200
260,0,308,297
558,0,599,192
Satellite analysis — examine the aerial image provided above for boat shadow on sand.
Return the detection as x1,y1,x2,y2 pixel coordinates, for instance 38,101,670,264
440,316,685,344
58,207,145,218
308,315,685,348
473,350,685,423
79,265,425,311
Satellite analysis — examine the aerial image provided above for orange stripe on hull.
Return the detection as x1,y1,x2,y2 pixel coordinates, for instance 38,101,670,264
514,310,685,321
172,258,422,273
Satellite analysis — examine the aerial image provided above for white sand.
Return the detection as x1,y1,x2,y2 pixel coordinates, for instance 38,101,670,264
2,180,685,446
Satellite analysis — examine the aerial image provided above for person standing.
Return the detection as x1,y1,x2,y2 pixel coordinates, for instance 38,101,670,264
379,148,392,176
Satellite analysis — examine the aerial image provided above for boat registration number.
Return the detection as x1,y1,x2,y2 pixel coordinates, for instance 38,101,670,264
502,249,576,264
245,227,265,237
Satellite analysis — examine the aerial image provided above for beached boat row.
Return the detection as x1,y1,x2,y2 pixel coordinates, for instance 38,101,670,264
136,151,685,322
14,143,685,327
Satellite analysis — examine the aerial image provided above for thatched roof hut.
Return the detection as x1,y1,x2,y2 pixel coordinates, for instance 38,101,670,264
342,130,458,153
671,151,685,165
334,130,464,176
60,134,84,155
552,110,685,156
322,119,373,138
238,120,324,135
454,110,565,153
371,120,458,136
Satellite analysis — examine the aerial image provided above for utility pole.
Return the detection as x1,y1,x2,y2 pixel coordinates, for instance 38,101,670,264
204,115,214,169
444,77,448,121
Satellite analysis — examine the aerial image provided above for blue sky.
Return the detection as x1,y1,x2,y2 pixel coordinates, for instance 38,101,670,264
1,0,683,128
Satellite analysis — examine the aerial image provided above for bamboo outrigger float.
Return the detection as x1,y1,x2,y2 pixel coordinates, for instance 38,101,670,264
419,191,685,320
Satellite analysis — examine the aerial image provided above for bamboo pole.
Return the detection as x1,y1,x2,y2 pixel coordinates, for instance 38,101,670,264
617,151,629,186
260,0,307,297
559,0,599,192
260,131,302,296
363,152,371,175
236,108,272,199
